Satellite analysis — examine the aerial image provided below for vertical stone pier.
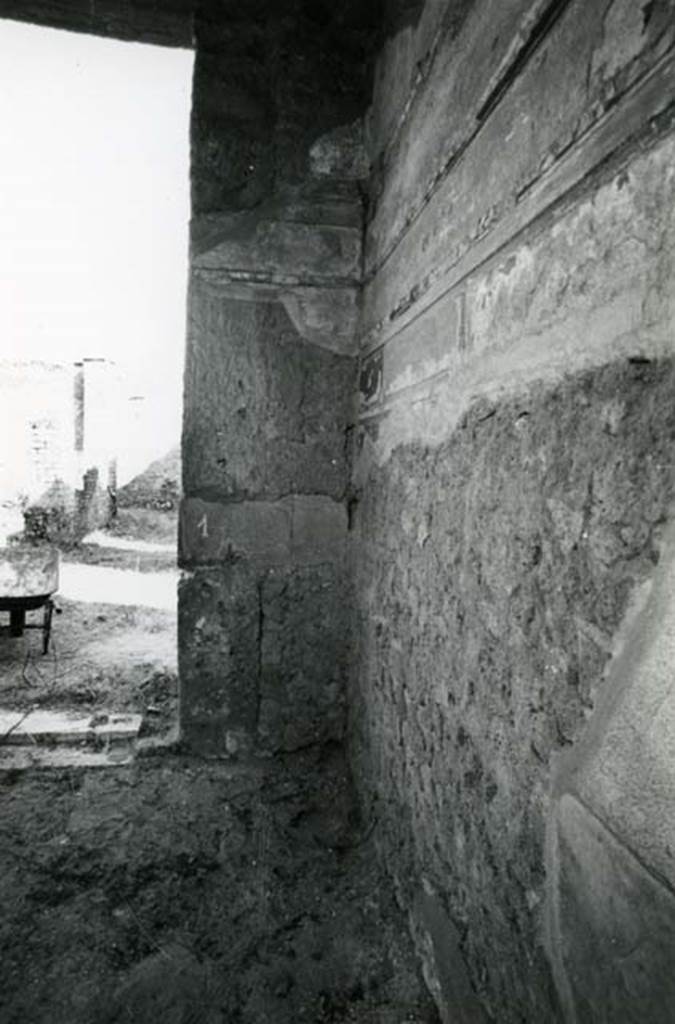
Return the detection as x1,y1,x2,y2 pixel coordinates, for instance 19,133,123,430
178,2,376,756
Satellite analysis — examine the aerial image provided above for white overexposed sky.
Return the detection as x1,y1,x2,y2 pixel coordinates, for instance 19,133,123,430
0,19,193,469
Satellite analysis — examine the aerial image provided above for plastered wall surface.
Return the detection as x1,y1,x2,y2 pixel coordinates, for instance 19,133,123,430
351,0,675,1020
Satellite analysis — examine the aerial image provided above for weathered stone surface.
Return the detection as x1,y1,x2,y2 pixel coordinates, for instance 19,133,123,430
0,709,142,747
279,285,360,356
191,183,364,253
189,182,364,356
258,564,346,753
183,292,355,503
193,209,361,284
366,0,471,167
380,291,464,400
180,498,292,567
310,118,368,180
192,275,360,356
179,495,346,567
189,286,360,358
178,0,376,768
357,132,675,458
554,794,675,1023
0,0,194,46
464,135,675,371
179,556,350,757
191,39,272,217
191,1,380,217
410,886,488,1024
289,494,347,564
106,946,222,1024
178,565,259,755
350,359,675,1021
363,0,675,334
568,522,675,893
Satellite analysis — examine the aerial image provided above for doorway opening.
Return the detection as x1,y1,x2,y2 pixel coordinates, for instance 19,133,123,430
0,19,193,761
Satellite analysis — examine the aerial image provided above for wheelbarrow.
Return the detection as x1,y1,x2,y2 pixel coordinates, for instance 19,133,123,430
0,546,59,655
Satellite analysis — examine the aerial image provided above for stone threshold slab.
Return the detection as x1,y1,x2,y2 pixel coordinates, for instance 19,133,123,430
0,709,142,747
0,746,135,769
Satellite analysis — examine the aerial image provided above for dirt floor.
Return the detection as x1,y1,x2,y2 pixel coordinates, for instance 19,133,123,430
0,508,438,1024
0,746,438,1024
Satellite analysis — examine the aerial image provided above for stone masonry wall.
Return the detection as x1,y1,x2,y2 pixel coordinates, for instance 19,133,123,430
179,294,354,754
9,3,675,1015
353,359,675,1020
178,1,380,757
351,1,675,1021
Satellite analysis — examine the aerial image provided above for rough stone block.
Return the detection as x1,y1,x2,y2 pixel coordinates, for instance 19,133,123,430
179,498,292,567
179,495,346,568
281,286,360,357
0,710,141,747
193,212,361,285
190,274,360,356
258,564,346,753
183,292,354,503
555,794,675,1023
178,565,259,756
288,495,347,565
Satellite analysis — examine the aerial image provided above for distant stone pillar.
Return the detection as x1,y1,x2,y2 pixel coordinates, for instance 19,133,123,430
73,362,84,453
